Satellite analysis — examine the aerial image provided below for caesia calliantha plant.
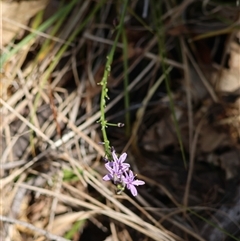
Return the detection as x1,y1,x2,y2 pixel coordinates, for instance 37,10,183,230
103,149,145,196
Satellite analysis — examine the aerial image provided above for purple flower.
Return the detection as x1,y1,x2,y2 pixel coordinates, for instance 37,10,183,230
122,170,145,196
102,149,145,196
112,150,130,171
103,162,119,182
102,151,130,182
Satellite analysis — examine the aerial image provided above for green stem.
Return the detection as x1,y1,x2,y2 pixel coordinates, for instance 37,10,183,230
152,0,187,167
122,28,130,136
99,0,128,158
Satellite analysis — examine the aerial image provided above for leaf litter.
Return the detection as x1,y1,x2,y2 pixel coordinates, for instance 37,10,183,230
0,1,240,241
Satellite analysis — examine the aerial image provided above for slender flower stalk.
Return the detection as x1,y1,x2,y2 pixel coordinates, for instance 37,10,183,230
98,0,128,159
98,0,145,196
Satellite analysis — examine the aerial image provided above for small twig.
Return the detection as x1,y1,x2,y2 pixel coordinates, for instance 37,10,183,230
186,51,218,103
142,0,149,18
183,118,205,212
48,81,62,138
0,98,57,149
83,32,184,69
180,37,194,210
126,67,172,159
0,160,27,170
2,17,74,46
0,215,70,241
0,149,52,188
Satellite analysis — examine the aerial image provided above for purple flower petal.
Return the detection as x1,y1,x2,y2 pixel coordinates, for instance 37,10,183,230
122,170,145,196
118,153,127,163
103,174,112,181
112,151,130,171
105,163,113,173
103,161,123,184
129,184,137,196
112,150,119,162
132,180,145,186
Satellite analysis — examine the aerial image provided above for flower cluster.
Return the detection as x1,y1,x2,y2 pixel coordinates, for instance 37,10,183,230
103,149,145,196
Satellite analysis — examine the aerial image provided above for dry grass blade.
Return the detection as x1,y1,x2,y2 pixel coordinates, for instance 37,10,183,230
0,215,70,241
16,181,174,241
0,98,56,149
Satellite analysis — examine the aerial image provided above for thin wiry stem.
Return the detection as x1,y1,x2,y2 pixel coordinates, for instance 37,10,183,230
99,0,128,158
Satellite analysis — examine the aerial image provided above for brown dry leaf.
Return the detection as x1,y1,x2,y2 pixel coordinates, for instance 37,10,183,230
16,196,35,235
54,202,69,214
2,0,49,46
213,34,240,146
51,212,89,236
219,150,240,179
217,41,240,93
218,69,240,92
0,76,10,100
204,150,240,180
143,113,181,152
199,125,228,153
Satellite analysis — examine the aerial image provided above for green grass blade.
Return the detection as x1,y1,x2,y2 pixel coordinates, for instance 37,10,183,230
0,1,77,68
151,0,187,168
122,28,130,136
